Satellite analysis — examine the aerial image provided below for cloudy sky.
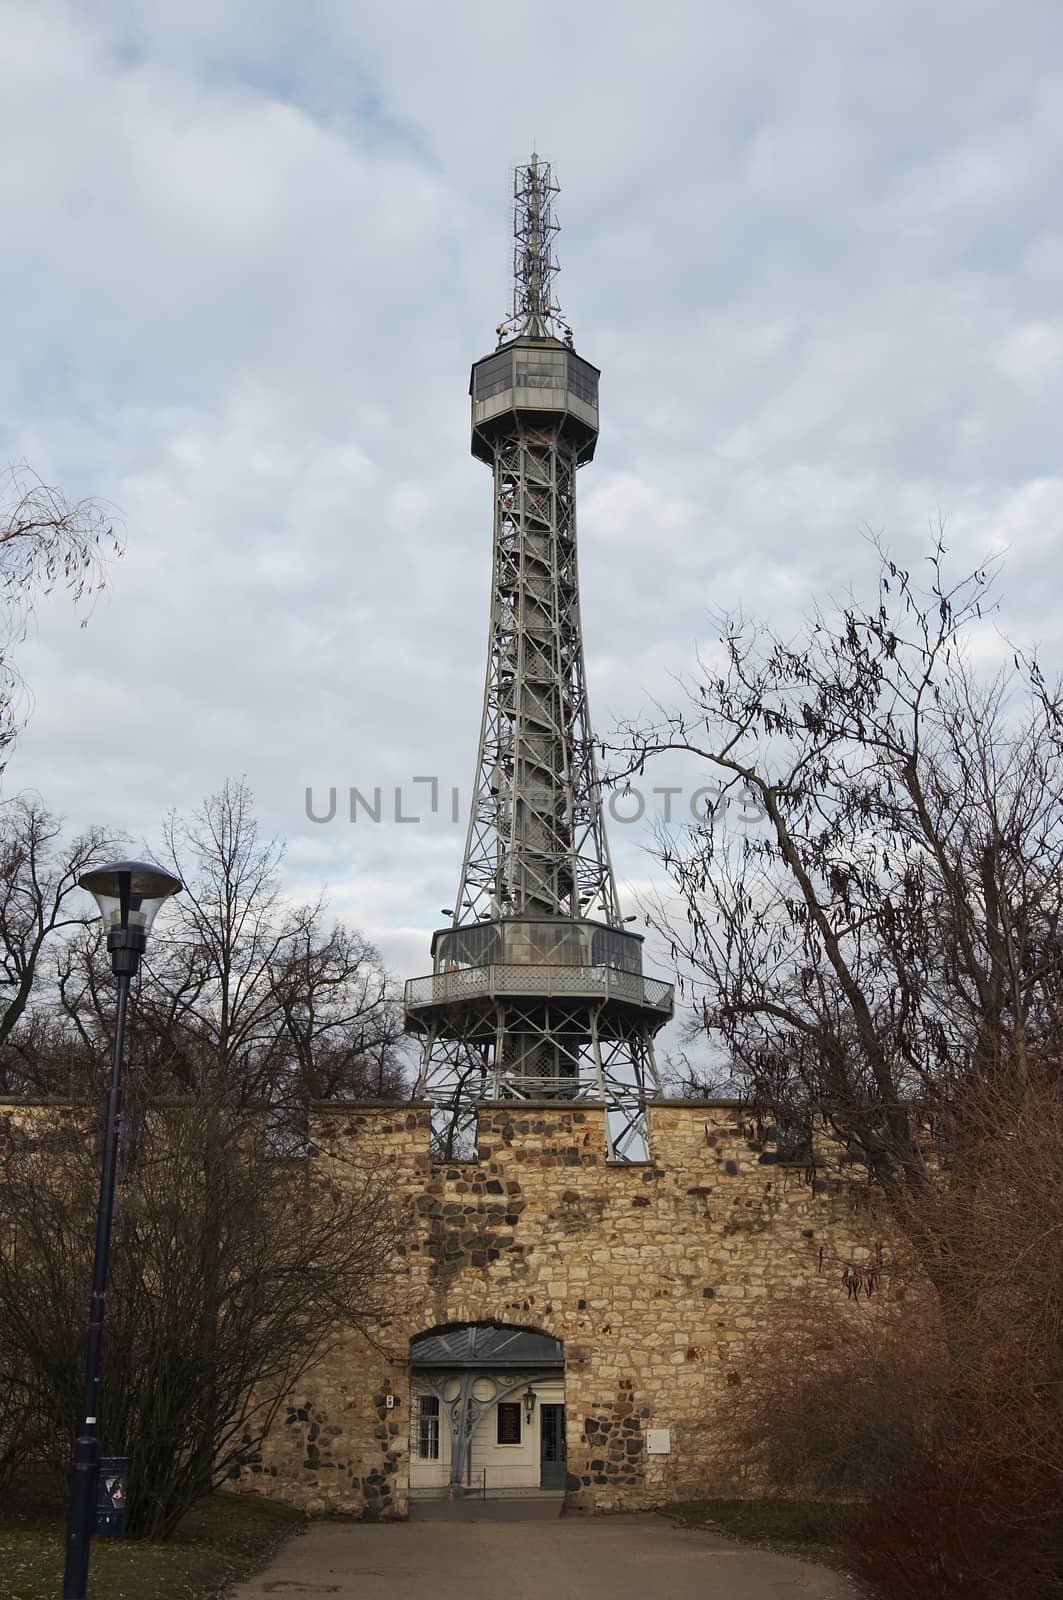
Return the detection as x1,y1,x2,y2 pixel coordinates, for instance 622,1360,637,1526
3,0,1062,1051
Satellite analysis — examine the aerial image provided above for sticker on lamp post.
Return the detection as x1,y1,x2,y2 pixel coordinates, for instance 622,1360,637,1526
95,1458,128,1537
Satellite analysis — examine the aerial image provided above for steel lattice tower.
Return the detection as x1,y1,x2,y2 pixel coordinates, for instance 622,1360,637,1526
405,155,673,1160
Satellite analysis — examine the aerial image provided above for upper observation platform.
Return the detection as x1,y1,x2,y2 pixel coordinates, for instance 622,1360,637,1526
470,335,600,465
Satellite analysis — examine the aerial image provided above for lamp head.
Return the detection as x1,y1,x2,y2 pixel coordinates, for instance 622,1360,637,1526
79,859,183,976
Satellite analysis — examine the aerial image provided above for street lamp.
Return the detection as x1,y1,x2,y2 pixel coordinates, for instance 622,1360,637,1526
523,1385,537,1425
62,860,182,1600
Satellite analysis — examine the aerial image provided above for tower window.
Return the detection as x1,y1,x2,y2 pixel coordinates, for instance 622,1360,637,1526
515,364,564,389
566,357,599,405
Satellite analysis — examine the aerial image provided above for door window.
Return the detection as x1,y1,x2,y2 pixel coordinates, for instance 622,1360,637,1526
417,1394,440,1460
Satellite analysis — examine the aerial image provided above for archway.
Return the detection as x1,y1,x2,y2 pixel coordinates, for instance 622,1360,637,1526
409,1323,565,1499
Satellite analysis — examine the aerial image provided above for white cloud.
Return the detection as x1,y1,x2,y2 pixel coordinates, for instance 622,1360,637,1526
3,0,1062,1071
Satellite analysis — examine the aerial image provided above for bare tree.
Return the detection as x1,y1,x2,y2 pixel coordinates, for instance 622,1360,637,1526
271,919,406,1100
1,463,121,773
0,799,117,1086
604,543,1063,1592
0,1098,404,1537
43,780,406,1108
614,542,1063,1195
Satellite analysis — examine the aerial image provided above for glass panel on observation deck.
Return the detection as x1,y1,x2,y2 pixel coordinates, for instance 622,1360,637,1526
473,352,513,401
435,923,503,971
433,919,644,975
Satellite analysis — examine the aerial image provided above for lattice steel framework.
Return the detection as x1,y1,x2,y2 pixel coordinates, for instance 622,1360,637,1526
406,156,673,1160
455,426,618,924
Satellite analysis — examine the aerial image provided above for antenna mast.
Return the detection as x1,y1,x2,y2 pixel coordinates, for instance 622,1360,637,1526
499,154,569,344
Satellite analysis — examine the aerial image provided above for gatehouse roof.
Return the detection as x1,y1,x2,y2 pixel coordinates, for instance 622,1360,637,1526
410,1326,563,1370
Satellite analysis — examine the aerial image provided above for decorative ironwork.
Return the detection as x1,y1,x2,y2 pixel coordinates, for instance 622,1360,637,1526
415,1368,556,1491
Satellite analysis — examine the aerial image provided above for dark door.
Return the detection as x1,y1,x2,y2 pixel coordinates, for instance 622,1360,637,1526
540,1404,566,1489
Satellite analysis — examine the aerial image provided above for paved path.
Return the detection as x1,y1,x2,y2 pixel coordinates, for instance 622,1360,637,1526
228,1501,860,1599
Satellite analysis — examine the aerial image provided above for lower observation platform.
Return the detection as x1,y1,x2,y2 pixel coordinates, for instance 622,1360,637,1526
405,915,674,1040
405,962,673,1029
407,922,672,1159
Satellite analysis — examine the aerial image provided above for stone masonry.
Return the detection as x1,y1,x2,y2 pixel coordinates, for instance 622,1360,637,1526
240,1099,892,1518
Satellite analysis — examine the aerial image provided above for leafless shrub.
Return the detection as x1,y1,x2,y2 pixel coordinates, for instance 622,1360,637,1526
614,540,1063,1198
846,1071,1063,1600
710,1298,947,1503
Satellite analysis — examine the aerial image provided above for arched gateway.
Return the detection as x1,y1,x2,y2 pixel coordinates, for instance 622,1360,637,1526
410,1324,565,1498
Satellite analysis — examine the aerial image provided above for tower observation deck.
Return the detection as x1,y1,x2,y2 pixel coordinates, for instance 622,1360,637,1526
405,155,673,1159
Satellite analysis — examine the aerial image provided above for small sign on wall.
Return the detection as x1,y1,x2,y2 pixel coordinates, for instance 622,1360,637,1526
646,1428,671,1454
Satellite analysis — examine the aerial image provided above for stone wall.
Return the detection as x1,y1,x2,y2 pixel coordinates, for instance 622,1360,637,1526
239,1099,893,1517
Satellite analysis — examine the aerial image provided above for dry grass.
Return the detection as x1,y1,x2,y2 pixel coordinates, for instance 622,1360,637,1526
661,1497,850,1572
0,1471,303,1600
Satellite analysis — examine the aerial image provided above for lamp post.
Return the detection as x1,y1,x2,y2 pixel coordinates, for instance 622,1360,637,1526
62,860,182,1600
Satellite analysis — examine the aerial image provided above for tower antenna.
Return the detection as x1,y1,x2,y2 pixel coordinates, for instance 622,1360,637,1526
497,153,568,344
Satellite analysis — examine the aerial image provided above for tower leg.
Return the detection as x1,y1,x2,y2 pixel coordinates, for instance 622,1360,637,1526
588,1011,616,1161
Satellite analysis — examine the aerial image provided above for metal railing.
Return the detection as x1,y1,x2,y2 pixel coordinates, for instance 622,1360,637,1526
404,963,674,1014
